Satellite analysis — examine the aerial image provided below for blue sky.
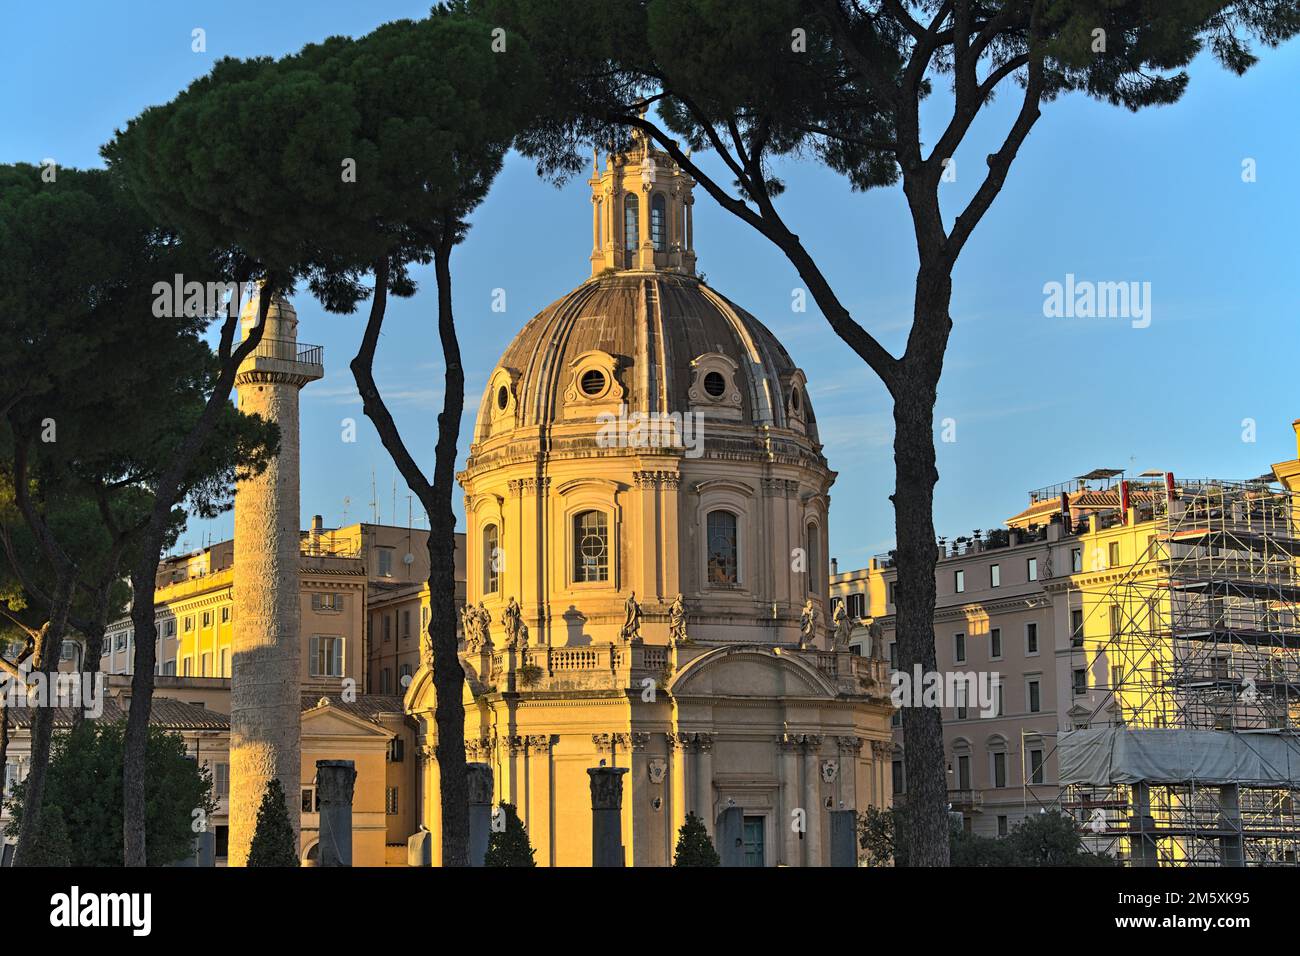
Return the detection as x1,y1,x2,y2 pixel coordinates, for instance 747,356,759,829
3,2,1297,569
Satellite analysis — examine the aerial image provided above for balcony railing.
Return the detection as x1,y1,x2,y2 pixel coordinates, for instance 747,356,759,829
245,337,323,366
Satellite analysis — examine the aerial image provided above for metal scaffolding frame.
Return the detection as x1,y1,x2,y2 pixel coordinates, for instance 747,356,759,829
1057,477,1300,865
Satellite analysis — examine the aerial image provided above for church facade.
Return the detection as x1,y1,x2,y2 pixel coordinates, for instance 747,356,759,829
404,138,894,866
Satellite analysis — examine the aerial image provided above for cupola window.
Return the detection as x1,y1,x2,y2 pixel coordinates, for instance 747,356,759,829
703,371,727,398
623,194,639,268
707,510,738,585
574,510,609,583
651,193,667,252
580,369,606,396
483,524,500,594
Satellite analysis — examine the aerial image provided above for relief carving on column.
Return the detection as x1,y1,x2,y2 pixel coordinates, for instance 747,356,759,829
592,732,631,754
836,736,865,755
464,736,495,760
871,740,893,759
694,732,714,754
802,733,824,751
526,734,553,754
630,732,650,752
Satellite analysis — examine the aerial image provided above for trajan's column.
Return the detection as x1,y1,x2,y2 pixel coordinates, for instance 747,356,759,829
229,292,322,865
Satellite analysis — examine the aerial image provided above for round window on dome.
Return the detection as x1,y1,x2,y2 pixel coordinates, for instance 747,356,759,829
703,371,727,398
791,387,802,412
580,369,607,397
496,385,509,410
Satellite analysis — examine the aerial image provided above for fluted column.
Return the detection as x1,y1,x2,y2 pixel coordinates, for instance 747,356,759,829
695,733,714,837
802,735,823,866
779,734,801,866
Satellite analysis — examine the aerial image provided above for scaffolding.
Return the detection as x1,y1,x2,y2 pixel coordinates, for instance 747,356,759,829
1058,477,1300,865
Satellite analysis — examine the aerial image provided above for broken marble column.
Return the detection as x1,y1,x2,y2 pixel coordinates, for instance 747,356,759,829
315,759,357,867
588,766,629,867
468,762,494,867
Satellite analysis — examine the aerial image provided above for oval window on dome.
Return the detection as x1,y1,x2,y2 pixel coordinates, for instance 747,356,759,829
496,385,509,410
703,371,727,398
580,369,606,397
791,387,802,412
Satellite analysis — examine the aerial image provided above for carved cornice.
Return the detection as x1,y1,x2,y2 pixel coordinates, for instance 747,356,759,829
633,470,681,489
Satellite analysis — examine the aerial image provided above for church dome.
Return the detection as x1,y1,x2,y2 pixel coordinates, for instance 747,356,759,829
473,270,818,445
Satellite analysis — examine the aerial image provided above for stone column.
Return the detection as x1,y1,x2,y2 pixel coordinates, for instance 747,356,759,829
468,762,493,867
1129,782,1159,867
694,733,714,838
802,736,823,866
315,760,357,867
669,733,687,861
229,293,322,866
779,734,801,866
589,766,629,867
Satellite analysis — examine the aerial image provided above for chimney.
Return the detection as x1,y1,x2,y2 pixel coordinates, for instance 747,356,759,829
830,557,839,576
312,515,324,532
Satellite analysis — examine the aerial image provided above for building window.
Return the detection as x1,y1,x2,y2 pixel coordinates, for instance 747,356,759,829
312,592,342,612
1108,541,1120,567
163,659,176,676
1071,548,1083,573
574,510,609,583
1026,557,1039,581
992,680,1004,717
389,738,406,763
847,592,865,619
887,581,896,606
1028,748,1045,785
398,663,412,686
990,564,1000,588
310,636,345,678
381,668,393,694
954,569,965,594
382,614,392,643
990,627,1002,659
1071,608,1084,646
220,648,228,678
650,193,667,252
202,611,212,628
706,510,738,585
953,632,966,664
377,548,394,578
201,652,212,677
214,762,230,800
1073,668,1088,695
184,617,193,633
402,609,412,640
623,193,639,267
806,525,819,593
301,788,320,813
997,815,1009,837
955,753,971,789
182,657,193,677
386,787,399,815
955,684,968,720
1027,678,1041,713
1109,604,1122,638
483,524,500,593
220,606,231,623
991,750,1007,789
1025,622,1039,655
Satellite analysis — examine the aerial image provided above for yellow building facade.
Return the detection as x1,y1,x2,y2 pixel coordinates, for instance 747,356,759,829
405,137,894,866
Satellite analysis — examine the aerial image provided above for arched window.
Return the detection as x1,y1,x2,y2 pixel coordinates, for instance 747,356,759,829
574,510,609,583
806,524,819,593
650,193,667,252
706,510,738,585
623,194,639,268
483,524,500,593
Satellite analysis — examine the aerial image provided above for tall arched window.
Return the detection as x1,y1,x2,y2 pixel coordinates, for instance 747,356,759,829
574,510,609,583
806,524,819,593
706,510,738,585
623,194,639,268
483,524,500,594
650,193,667,252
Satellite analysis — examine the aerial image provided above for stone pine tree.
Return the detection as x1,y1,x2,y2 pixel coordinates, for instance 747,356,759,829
0,162,275,865
673,812,721,866
484,803,537,866
104,49,374,864
494,0,1300,866
247,778,300,867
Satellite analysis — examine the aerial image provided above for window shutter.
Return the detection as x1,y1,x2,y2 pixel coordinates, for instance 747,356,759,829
336,594,345,612
334,638,344,677
312,593,322,611
310,636,319,677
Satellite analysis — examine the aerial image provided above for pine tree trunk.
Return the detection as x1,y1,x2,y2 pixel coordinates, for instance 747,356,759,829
427,239,468,866
12,573,73,866
891,266,954,867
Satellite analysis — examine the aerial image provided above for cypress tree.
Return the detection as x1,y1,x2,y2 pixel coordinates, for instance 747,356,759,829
246,778,299,867
484,803,536,867
673,812,720,867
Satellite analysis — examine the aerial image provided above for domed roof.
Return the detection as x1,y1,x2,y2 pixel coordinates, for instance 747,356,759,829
473,271,818,445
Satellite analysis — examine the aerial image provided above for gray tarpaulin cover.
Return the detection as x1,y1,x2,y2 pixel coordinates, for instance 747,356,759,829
1058,728,1300,788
